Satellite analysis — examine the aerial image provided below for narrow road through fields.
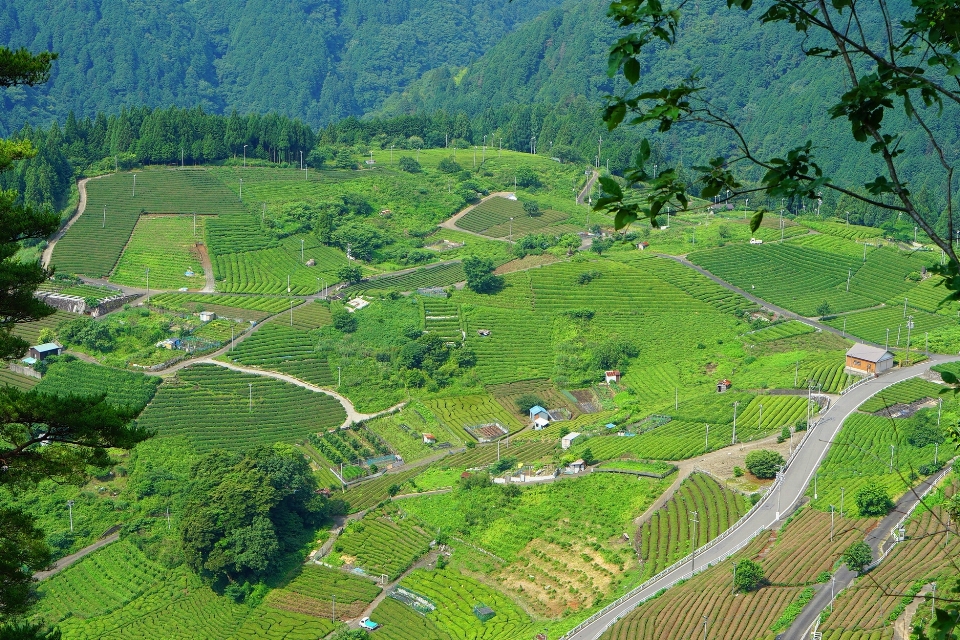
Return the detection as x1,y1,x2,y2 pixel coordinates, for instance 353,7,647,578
42,176,101,269
577,170,599,205
33,532,120,581
564,355,959,640
656,254,885,348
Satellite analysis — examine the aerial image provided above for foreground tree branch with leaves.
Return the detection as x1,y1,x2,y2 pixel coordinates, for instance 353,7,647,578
0,45,153,637
596,0,960,288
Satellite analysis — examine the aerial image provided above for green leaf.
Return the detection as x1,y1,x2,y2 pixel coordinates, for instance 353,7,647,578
624,57,641,84
598,176,623,199
614,209,638,230
750,210,764,233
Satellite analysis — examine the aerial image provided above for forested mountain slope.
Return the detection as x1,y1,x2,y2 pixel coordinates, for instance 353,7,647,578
379,0,956,209
0,0,561,135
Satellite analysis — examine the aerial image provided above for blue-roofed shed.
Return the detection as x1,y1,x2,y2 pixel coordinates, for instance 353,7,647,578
606,423,617,429
27,343,62,361
528,405,547,419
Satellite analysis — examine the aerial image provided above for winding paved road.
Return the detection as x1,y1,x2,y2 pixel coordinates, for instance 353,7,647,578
565,355,958,640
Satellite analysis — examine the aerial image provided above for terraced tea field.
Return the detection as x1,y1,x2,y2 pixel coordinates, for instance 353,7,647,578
397,568,540,640
111,215,208,290
334,508,432,579
135,364,345,450
744,320,816,343
801,358,861,393
341,467,426,513
617,254,754,315
369,596,453,640
858,378,943,413
35,360,160,411
637,473,750,578
12,310,69,344
689,244,881,316
0,369,39,390
214,237,347,295
266,565,381,620
423,298,462,341
150,293,290,314
33,540,167,624
341,262,466,296
824,305,953,347
808,412,941,512
456,196,577,238
422,393,523,440
601,536,805,640
52,169,245,277
463,307,553,384
226,323,334,386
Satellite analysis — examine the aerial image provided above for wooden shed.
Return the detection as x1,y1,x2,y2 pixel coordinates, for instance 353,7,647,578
845,344,894,375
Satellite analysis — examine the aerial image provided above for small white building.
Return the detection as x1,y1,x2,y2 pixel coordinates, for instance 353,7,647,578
561,432,581,450
422,433,436,444
605,370,621,384
199,311,216,322
568,459,586,473
749,238,763,244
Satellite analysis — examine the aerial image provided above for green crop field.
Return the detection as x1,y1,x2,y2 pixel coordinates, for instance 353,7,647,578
12,310,69,344
616,254,755,315
456,196,578,238
637,473,750,578
341,467,425,513
689,244,886,316
214,236,348,295
32,540,167,625
267,564,380,620
744,320,816,343
397,568,540,640
362,404,445,462
341,262,467,296
334,506,432,579
800,358,861,393
796,217,884,239
226,323,334,386
825,305,953,348
422,393,523,440
807,412,942,512
150,293,290,313
111,215,208,290
370,596,453,640
0,369,39,390
569,395,809,461
859,378,944,413
135,363,345,451
35,359,160,411
52,169,245,277
463,307,553,384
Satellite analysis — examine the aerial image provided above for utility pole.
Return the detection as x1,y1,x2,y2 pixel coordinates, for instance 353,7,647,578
885,328,890,351
103,205,106,228
758,403,763,433
814,473,818,500
243,144,247,167
249,383,252,412
145,268,150,303
889,444,895,473
67,500,74,532
906,316,914,365
732,561,739,595
904,297,908,318
794,360,799,388
239,178,242,201
290,298,294,326
332,594,336,621
704,423,709,452
840,487,844,518
338,366,341,388
301,238,305,262
702,616,709,640
830,505,835,541
132,173,136,197
731,401,739,445
690,510,699,571
846,268,851,292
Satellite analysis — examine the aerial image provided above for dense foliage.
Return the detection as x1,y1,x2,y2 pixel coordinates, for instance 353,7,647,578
842,541,873,573
179,445,336,597
855,482,894,517
744,449,784,480
733,558,766,592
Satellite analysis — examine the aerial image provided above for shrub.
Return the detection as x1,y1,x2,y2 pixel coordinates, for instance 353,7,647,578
332,309,358,333
905,411,945,447
918,461,944,476
733,466,744,477
522,201,541,217
515,394,546,414
816,301,832,317
794,419,808,432
734,559,766,592
515,166,540,188
577,270,601,285
842,541,873,572
398,156,421,173
745,450,784,479
337,265,363,284
438,157,462,173
462,255,503,294
777,425,791,443
856,482,894,517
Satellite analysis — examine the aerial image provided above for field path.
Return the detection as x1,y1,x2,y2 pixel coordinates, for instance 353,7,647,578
438,191,516,240
893,584,932,639
564,354,959,640
577,170,599,205
348,549,441,629
655,254,884,347
196,243,215,292
42,176,102,269
33,532,120,581
192,358,404,427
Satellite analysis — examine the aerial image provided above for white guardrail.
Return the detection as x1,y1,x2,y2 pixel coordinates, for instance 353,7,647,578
560,399,830,640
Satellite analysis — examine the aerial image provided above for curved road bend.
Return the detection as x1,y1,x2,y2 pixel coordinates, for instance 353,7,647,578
655,254,885,348
567,354,959,640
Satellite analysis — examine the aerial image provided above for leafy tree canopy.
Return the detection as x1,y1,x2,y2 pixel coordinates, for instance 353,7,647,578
855,481,894,517
734,558,766,592
842,541,873,573
744,449,784,479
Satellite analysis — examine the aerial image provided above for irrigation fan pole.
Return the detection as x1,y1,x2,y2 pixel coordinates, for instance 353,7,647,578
704,423,709,452
67,500,74,532
248,383,252,412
